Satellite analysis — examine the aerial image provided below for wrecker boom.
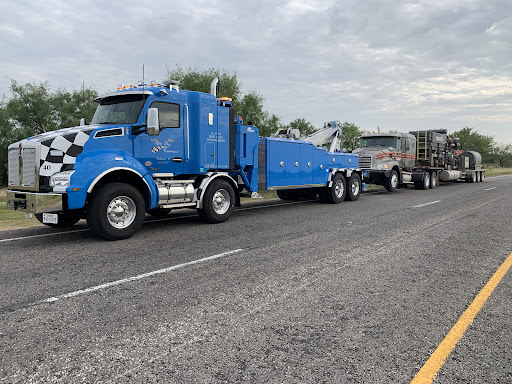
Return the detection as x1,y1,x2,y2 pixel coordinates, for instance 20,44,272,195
272,121,343,153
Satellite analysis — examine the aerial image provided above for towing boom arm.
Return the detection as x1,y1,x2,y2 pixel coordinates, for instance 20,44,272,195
272,121,343,152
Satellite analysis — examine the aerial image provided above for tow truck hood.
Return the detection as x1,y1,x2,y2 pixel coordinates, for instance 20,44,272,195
10,124,122,178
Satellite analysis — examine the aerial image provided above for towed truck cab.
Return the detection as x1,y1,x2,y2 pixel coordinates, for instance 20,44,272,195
354,131,416,191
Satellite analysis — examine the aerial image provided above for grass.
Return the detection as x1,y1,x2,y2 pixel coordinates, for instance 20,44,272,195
483,166,512,177
1,167,511,231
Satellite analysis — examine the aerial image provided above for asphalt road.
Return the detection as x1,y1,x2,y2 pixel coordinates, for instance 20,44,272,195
1,176,511,383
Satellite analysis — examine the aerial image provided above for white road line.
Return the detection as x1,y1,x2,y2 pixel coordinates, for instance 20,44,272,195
42,248,244,303
484,187,497,191
0,229,89,243
414,200,441,208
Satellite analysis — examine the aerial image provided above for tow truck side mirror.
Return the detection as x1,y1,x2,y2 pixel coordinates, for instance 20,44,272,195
147,108,160,136
351,139,356,151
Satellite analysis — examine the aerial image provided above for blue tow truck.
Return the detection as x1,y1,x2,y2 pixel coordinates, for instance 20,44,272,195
6,79,362,240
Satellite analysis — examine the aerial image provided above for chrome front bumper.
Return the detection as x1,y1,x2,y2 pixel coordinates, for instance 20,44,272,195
6,190,63,214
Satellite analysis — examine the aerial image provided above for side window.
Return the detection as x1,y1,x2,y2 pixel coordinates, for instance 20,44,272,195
150,102,180,128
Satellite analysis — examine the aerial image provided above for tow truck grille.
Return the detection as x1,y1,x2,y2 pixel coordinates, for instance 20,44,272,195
359,156,372,169
22,148,37,187
8,149,20,186
8,148,38,189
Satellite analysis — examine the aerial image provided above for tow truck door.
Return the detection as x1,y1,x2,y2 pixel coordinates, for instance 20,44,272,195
134,101,184,175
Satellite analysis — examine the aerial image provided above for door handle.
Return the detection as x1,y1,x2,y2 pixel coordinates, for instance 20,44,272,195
172,157,183,162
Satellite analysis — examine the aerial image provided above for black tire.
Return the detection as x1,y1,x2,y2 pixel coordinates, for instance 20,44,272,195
430,172,438,189
323,173,346,204
198,179,235,224
345,173,362,201
35,212,82,228
86,183,146,240
384,170,399,192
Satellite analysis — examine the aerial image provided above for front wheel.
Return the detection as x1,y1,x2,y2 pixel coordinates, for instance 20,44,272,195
384,170,399,192
345,173,362,201
198,179,235,223
86,183,146,240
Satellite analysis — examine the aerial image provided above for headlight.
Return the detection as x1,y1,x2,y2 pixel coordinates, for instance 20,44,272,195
376,164,390,170
50,170,75,187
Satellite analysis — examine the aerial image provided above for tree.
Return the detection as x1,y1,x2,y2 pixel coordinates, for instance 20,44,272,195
237,92,266,129
342,122,363,151
289,118,316,136
450,127,495,163
167,65,267,131
260,113,286,138
492,144,512,168
167,66,242,105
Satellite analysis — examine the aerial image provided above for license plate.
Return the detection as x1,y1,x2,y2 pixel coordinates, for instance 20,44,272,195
42,213,58,224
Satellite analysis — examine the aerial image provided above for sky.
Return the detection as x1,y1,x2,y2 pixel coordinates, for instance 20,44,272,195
1,0,511,144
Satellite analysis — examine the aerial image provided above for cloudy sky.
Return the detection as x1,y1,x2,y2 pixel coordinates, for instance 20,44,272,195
1,0,511,143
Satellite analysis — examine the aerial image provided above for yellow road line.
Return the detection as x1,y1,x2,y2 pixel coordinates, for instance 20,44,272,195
411,251,512,384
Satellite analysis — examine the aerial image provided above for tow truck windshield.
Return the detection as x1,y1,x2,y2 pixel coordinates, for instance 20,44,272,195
91,94,145,125
360,136,397,149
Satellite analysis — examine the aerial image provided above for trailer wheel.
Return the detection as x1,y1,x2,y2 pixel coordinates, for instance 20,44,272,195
345,173,361,201
416,173,430,190
481,172,485,182
430,172,438,189
384,170,399,192
323,173,346,204
35,212,81,228
86,183,146,240
471,172,477,183
198,179,235,224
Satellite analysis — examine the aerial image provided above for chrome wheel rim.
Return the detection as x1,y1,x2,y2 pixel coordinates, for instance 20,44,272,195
391,173,398,189
107,196,136,229
424,175,430,188
351,179,360,196
335,179,344,198
213,189,230,215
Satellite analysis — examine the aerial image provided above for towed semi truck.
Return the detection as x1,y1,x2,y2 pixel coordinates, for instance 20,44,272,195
353,129,485,191
6,79,362,240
